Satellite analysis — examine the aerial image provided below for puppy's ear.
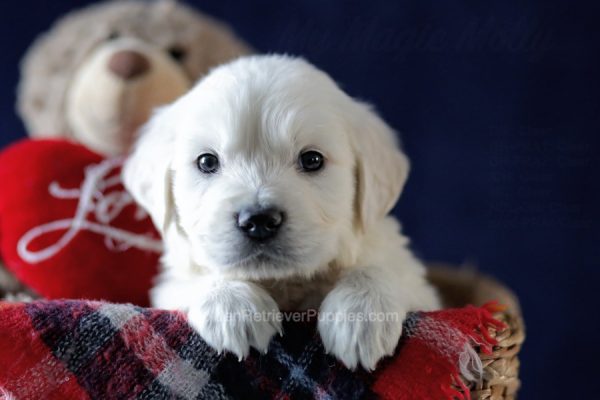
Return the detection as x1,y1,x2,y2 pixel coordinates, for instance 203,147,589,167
123,106,175,233
348,102,410,232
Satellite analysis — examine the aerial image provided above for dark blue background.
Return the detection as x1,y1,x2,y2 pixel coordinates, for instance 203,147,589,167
1,1,599,398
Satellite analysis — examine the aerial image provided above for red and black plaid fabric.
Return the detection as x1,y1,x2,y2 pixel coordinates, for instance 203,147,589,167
0,300,504,400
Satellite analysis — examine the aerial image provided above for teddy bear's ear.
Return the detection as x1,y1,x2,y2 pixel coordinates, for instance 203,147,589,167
179,5,253,69
16,30,74,139
123,107,175,234
201,23,253,66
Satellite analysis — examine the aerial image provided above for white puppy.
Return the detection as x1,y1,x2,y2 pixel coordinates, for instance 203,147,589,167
123,55,439,371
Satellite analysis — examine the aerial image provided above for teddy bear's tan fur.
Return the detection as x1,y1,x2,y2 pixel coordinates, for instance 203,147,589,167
4,0,250,298
17,0,250,155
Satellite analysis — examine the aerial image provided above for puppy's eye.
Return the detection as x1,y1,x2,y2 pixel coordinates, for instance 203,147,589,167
299,150,325,172
197,153,219,174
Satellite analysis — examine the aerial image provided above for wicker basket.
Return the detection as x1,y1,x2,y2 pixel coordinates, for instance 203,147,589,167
0,261,36,301
428,265,525,400
1,261,524,398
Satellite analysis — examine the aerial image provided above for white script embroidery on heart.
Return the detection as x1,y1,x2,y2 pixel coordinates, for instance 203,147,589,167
17,158,163,264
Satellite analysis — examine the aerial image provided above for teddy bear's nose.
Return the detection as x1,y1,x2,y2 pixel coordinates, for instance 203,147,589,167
108,50,150,80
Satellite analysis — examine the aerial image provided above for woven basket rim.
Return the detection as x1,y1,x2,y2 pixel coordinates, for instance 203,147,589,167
428,264,525,400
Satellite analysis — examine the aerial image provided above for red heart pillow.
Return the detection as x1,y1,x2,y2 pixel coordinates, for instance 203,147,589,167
0,139,161,306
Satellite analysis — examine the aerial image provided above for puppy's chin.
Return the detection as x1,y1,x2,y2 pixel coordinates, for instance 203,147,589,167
209,248,328,281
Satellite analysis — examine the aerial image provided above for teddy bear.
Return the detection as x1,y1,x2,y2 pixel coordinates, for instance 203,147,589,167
1,0,251,302
17,0,251,156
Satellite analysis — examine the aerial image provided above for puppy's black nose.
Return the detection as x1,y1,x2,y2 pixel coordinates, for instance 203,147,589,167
237,208,284,241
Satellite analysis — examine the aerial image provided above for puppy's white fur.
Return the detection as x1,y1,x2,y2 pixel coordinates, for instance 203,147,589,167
124,55,440,370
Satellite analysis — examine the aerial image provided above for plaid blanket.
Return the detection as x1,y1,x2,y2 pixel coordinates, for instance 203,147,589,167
0,300,504,400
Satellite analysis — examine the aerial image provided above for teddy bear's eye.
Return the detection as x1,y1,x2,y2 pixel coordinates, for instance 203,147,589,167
107,31,120,41
168,46,187,62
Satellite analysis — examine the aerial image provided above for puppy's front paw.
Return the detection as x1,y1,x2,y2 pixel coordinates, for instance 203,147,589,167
187,280,281,360
318,285,405,371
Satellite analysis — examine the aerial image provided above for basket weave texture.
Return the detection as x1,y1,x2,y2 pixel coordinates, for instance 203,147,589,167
429,266,525,400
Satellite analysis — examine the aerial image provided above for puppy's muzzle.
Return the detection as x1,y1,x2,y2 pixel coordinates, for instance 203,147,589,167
237,207,284,242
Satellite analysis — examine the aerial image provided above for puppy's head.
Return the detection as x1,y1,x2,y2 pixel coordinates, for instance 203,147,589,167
124,55,409,280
